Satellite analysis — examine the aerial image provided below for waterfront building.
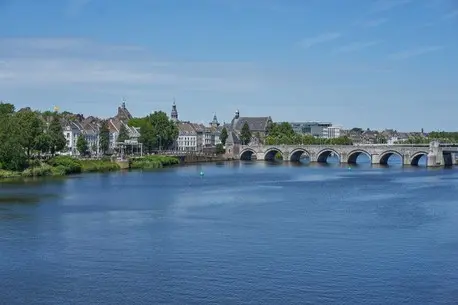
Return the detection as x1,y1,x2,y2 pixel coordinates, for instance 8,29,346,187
209,114,222,146
63,121,83,156
172,102,223,151
81,117,100,154
177,122,198,151
107,102,140,151
62,118,100,156
225,109,272,145
108,118,140,150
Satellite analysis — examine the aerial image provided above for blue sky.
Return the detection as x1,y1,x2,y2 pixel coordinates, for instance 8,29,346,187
0,0,457,131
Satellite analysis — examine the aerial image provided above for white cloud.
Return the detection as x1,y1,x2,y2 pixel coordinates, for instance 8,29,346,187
388,46,444,60
300,32,341,49
335,41,382,53
0,37,262,92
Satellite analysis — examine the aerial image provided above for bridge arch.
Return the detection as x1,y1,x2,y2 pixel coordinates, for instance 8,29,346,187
347,149,371,164
240,148,257,161
379,150,403,165
410,151,429,166
264,147,284,161
317,148,341,163
289,148,311,162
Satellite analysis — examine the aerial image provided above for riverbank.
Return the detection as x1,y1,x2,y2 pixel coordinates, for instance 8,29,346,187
0,155,181,180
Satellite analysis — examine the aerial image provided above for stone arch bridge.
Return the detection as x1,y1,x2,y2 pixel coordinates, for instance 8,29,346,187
237,143,458,167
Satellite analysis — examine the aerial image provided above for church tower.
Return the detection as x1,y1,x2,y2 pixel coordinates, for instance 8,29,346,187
210,113,220,128
171,99,178,122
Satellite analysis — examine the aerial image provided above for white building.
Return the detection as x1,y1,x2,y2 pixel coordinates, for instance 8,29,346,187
108,118,140,150
177,122,198,151
324,126,341,139
63,122,82,156
173,103,223,151
63,119,100,156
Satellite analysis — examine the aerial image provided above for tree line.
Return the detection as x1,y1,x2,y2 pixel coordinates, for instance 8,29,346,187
0,102,118,171
0,103,68,171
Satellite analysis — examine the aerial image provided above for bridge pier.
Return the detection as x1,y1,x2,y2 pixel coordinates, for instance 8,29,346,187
452,153,458,165
370,154,381,165
427,142,445,167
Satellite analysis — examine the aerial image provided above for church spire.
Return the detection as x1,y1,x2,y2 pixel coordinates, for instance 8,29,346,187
210,113,220,127
171,98,178,122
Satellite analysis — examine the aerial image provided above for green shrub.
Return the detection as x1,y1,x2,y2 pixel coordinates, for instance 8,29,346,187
27,159,42,168
51,165,68,176
130,155,179,169
46,156,82,174
0,169,21,179
21,164,53,177
80,160,120,172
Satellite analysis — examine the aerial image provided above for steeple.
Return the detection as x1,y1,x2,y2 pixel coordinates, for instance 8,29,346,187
171,98,178,122
210,113,220,127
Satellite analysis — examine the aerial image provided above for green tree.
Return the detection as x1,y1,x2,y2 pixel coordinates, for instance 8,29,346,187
215,143,225,154
268,122,295,138
34,133,52,156
220,127,228,145
139,122,156,153
15,109,43,159
128,117,147,128
48,116,66,155
0,102,15,115
137,111,178,153
117,123,130,143
99,120,110,154
240,122,252,145
0,103,27,170
76,135,89,156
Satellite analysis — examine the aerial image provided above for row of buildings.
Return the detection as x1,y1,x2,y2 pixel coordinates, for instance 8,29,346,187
173,104,272,152
61,102,140,156
59,100,421,156
172,102,223,152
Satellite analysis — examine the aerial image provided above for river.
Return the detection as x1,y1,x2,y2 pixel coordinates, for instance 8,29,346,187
1,158,458,304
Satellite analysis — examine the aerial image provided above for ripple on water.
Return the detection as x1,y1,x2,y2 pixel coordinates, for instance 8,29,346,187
2,164,458,305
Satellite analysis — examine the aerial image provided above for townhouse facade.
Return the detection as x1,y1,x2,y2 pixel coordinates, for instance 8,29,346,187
61,101,139,156
172,103,223,152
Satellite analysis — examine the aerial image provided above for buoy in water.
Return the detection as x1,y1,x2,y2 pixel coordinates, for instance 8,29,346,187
348,167,352,170
200,171,204,177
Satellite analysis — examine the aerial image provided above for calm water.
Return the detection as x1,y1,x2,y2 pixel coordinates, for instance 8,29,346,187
1,157,458,305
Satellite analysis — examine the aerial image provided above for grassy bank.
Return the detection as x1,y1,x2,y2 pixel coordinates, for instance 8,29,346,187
130,155,180,169
0,155,180,180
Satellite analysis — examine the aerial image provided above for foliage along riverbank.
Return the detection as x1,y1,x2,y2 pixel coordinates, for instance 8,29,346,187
0,155,180,180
